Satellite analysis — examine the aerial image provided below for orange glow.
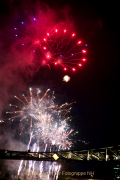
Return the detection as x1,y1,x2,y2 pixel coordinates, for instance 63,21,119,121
63,75,70,82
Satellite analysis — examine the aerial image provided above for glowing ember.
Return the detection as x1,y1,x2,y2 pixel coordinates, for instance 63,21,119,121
63,75,70,82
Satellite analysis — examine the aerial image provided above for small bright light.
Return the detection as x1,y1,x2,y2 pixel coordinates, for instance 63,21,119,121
54,62,57,65
64,67,67,71
78,41,81,44
21,22,24,24
52,140,55,145
53,154,59,160
72,33,75,37
72,68,76,71
78,63,82,67
47,33,49,36
82,58,86,61
37,89,41,94
43,47,46,50
64,29,66,33
55,29,58,32
15,35,18,37
82,50,86,53
85,44,88,46
63,75,70,82
60,55,62,57
0,120,4,123
14,28,17,30
47,55,50,58
33,18,36,21
44,38,46,41
71,54,73,56
29,87,32,91
22,44,24,45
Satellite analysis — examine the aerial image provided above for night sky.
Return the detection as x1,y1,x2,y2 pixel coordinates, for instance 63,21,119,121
0,0,120,151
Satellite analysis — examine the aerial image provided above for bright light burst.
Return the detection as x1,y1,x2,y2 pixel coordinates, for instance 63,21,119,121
6,88,75,149
0,120,4,123
14,19,87,72
6,88,77,179
63,75,70,82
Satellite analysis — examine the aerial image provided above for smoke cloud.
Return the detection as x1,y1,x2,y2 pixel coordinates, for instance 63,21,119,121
0,1,73,179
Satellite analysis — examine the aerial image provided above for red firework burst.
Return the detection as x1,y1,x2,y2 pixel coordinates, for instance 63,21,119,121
14,18,87,72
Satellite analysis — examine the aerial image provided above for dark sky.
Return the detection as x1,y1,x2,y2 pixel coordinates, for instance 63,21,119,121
0,0,120,151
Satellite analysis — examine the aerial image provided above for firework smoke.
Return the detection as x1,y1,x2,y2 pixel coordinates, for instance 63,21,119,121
0,1,83,179
0,2,74,179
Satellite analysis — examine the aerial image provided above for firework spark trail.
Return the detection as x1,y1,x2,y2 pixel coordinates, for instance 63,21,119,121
7,87,77,180
18,160,23,176
32,146,36,176
18,132,33,177
39,143,47,178
28,142,36,176
27,132,33,150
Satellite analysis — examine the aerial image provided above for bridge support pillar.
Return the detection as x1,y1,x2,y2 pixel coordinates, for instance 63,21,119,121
106,147,107,161
87,150,89,160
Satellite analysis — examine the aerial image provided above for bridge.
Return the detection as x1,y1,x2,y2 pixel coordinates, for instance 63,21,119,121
1,145,120,164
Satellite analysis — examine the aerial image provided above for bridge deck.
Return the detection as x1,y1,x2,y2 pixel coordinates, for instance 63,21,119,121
0,145,120,163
